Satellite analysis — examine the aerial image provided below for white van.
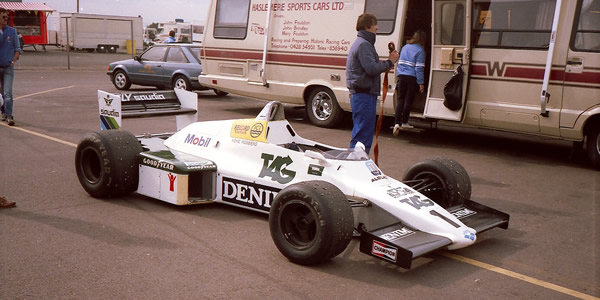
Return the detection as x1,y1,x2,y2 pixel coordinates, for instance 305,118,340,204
198,0,600,169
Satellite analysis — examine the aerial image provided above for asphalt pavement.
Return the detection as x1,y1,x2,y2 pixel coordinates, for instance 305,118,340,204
0,48,598,300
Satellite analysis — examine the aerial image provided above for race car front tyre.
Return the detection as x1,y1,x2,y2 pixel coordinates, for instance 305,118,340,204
269,181,353,265
75,130,142,198
402,157,471,209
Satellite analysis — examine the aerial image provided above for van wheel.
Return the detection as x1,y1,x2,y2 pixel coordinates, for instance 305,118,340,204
75,131,142,198
269,181,354,265
402,157,471,209
172,75,191,91
113,70,131,90
306,87,344,128
586,125,600,170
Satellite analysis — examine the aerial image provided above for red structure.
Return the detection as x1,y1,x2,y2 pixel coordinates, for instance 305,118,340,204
0,2,54,46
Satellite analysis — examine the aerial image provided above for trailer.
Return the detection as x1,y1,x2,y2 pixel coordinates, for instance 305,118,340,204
60,13,143,54
0,2,55,50
199,0,600,170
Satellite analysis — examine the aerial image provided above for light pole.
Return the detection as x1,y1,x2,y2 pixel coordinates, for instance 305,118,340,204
77,0,79,13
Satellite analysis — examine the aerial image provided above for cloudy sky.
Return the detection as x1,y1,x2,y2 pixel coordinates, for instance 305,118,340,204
24,0,211,25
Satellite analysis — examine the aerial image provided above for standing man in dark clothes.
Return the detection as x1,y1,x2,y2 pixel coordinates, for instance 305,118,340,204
346,14,398,154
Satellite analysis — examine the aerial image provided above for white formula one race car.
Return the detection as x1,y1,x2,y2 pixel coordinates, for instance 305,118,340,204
75,89,509,268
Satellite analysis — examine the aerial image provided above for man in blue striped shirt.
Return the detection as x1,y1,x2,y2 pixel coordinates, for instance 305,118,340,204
393,30,426,135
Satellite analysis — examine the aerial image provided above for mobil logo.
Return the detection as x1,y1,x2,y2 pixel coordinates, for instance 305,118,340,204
184,133,212,147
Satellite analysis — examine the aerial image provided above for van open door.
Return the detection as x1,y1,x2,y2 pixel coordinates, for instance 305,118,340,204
424,0,471,121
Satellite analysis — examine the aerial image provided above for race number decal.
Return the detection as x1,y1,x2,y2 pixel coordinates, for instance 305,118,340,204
399,195,434,210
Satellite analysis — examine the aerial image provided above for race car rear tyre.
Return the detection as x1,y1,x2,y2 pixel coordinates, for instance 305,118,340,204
586,125,600,170
269,181,353,265
306,87,344,128
402,157,471,209
75,130,142,198
173,75,191,91
113,70,131,90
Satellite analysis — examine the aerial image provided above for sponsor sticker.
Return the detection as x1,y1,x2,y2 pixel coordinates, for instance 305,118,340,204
184,161,216,170
230,119,267,142
221,177,280,212
386,186,414,198
184,133,212,148
307,164,324,176
365,161,382,176
379,228,415,241
371,240,398,263
142,157,175,171
451,207,477,219
463,230,475,241
122,92,168,101
168,173,176,192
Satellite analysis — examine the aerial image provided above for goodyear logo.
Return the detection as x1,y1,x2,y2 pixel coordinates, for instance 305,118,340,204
230,119,267,142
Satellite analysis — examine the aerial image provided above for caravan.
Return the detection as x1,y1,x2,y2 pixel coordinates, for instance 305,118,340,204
198,0,600,169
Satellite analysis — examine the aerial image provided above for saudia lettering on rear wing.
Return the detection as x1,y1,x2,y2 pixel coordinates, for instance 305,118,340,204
97,89,198,131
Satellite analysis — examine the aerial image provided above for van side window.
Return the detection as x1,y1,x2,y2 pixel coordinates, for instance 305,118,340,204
572,0,600,52
472,0,556,49
214,0,251,39
364,0,399,34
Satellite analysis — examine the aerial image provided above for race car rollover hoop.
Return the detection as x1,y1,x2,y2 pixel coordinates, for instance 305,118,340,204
75,92,510,269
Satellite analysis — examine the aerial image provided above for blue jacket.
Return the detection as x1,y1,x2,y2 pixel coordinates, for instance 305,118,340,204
396,43,425,85
346,30,393,95
0,26,21,67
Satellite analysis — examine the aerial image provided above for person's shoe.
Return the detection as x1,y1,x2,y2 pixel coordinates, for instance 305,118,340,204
7,116,14,126
0,113,6,121
393,124,400,136
401,123,414,129
0,196,16,208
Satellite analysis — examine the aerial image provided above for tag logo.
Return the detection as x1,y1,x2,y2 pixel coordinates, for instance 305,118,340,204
259,153,296,184
400,195,434,210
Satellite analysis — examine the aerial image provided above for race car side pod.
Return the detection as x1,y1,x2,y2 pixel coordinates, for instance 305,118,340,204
359,201,509,269
97,89,198,131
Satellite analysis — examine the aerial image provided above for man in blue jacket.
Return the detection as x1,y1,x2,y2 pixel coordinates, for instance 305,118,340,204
346,14,398,154
0,8,21,126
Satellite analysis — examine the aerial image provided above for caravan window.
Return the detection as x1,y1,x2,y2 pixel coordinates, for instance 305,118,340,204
572,0,600,52
472,0,556,49
364,0,399,34
214,0,251,39
436,2,465,45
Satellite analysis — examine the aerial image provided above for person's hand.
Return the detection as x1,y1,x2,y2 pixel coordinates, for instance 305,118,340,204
419,84,425,93
389,50,399,63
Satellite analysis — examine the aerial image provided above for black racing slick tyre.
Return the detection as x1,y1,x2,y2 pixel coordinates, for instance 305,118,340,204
306,87,344,128
586,125,600,170
75,130,142,198
113,70,131,90
269,181,354,265
402,157,471,209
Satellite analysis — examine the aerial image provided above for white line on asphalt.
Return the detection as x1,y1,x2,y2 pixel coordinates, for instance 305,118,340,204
1,123,598,300
14,85,76,100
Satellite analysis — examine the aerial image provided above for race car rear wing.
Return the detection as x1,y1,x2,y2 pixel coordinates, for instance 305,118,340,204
97,89,198,131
